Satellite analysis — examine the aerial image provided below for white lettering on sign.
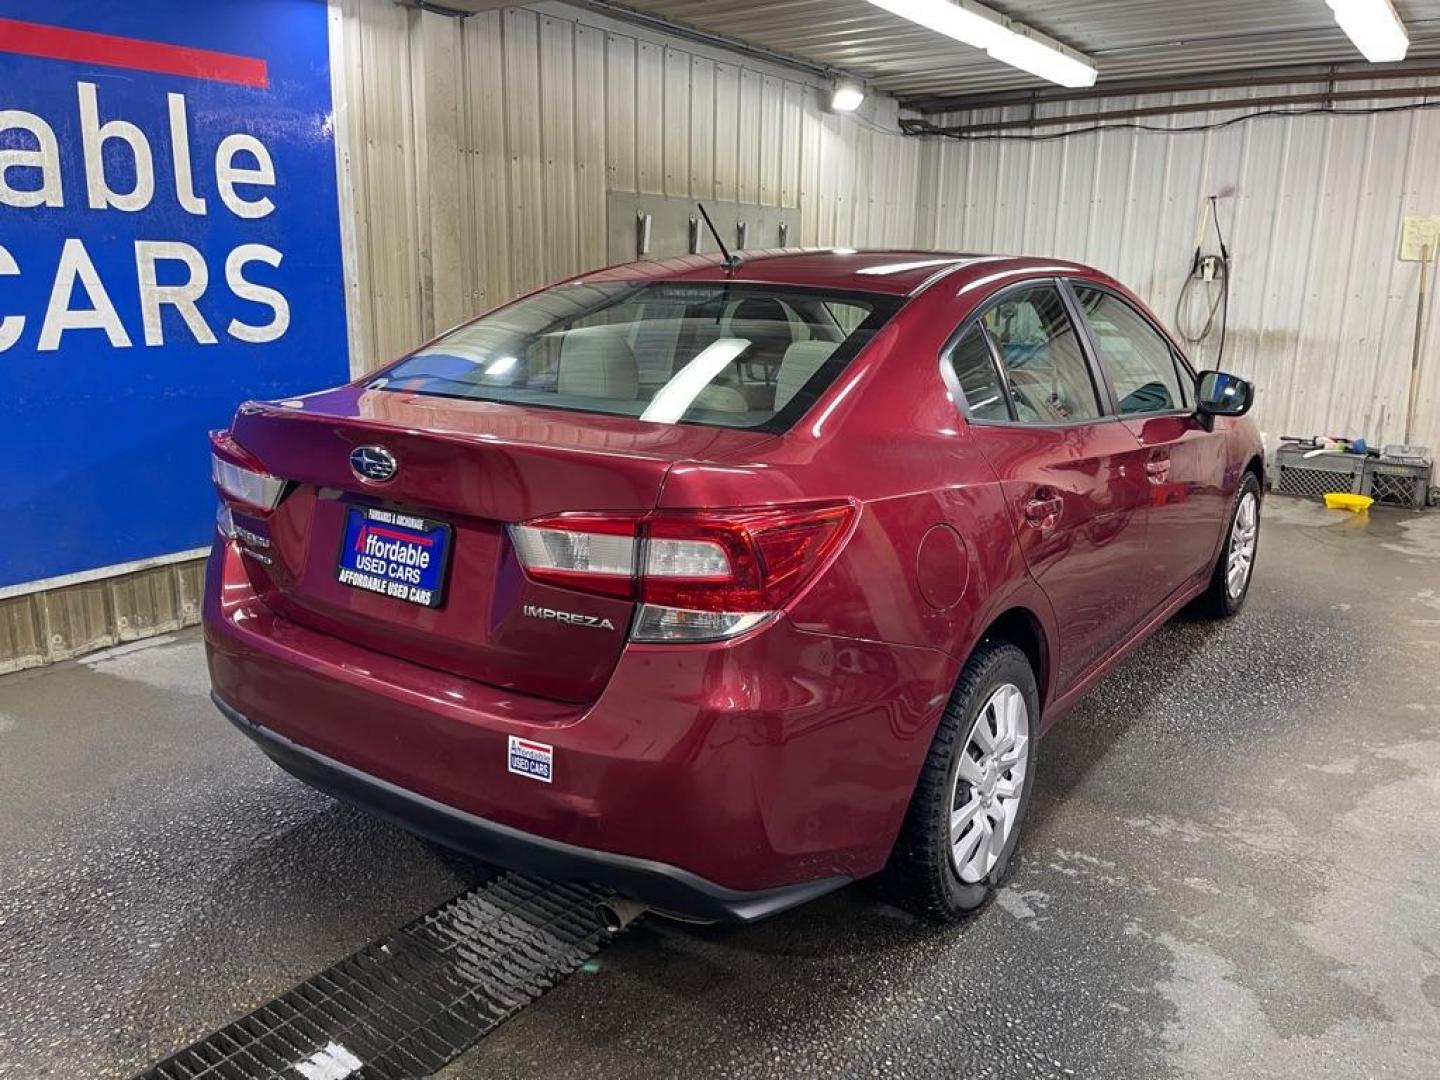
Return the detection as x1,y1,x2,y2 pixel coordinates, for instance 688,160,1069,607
0,247,23,350
226,244,289,343
215,133,276,219
167,92,207,216
0,110,63,208
137,240,216,346
79,81,155,213
0,80,291,352
39,239,131,351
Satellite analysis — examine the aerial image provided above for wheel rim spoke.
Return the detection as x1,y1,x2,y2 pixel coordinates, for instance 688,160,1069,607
950,795,984,842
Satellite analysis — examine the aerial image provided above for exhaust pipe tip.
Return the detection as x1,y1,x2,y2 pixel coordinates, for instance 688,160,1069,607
596,897,647,934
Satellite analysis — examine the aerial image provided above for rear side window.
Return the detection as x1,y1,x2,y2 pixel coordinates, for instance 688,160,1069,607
946,327,1009,421
1072,287,1189,414
370,283,901,433
980,285,1101,423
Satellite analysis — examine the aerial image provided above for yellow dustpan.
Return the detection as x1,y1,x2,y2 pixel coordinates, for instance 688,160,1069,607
1324,492,1373,512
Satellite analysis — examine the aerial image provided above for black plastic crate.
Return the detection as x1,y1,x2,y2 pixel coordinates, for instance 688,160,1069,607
1363,459,1433,509
1273,447,1366,500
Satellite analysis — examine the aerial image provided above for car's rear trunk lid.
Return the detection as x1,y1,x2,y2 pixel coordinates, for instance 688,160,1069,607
225,386,773,702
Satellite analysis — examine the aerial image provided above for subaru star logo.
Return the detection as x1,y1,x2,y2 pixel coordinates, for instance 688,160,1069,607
350,445,398,483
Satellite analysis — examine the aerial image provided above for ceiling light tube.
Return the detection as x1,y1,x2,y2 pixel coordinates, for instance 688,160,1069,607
863,0,1096,88
864,0,1008,50
987,26,1098,88
1327,0,1409,63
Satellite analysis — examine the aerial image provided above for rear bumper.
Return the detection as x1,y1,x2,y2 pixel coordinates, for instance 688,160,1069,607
215,691,845,922
205,538,958,918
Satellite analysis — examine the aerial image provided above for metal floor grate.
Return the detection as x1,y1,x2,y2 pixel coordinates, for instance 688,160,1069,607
132,874,613,1080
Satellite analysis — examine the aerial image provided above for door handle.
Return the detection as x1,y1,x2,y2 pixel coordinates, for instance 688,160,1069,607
1145,450,1171,483
1022,492,1064,530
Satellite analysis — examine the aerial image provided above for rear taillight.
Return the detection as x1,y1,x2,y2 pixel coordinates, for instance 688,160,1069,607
210,430,285,513
509,500,857,642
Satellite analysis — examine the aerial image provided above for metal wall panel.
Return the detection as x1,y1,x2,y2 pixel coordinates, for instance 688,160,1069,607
921,83,1440,449
0,561,204,677
331,0,924,376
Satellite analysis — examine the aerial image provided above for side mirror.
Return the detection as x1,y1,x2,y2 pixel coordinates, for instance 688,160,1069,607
1196,370,1253,420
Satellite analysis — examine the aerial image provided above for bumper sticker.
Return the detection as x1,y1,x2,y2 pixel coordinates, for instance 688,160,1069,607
507,735,553,783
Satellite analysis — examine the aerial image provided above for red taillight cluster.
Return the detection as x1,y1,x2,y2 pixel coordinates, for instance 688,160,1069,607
509,500,857,642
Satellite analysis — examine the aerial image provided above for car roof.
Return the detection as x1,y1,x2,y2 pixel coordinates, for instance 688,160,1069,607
571,249,1099,297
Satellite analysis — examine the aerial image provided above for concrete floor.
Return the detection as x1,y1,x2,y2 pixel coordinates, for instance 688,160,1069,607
2,498,1438,1080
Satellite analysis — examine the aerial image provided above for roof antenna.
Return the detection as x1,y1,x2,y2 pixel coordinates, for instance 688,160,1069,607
697,202,742,274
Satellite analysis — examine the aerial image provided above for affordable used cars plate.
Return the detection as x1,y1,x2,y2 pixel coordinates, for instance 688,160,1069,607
336,506,451,608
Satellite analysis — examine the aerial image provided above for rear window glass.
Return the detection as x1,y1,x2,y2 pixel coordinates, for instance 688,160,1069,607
369,282,902,432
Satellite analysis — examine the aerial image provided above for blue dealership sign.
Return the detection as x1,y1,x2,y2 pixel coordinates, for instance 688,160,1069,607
0,1,348,587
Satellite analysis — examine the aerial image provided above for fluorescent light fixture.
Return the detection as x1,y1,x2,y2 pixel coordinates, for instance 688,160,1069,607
865,0,1007,49
1327,0,1408,62
863,0,1096,88
988,27,1098,88
831,80,866,113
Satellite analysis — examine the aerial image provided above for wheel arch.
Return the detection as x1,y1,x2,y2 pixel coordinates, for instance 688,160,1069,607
976,605,1051,715
1244,453,1265,489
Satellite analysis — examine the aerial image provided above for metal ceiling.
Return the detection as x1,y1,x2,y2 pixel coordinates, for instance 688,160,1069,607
574,0,1440,107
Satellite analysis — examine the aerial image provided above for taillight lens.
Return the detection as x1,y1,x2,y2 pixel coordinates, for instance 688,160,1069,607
508,514,642,600
210,430,285,513
508,500,858,642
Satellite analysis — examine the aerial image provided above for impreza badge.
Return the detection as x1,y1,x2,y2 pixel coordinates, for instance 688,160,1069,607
523,604,616,630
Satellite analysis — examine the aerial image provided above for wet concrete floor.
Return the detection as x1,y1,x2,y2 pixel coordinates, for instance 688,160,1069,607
3,498,1438,1079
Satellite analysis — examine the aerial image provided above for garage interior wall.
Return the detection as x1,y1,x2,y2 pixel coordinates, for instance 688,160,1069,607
8,6,1440,675
0,0,924,675
332,0,926,374
917,81,1440,451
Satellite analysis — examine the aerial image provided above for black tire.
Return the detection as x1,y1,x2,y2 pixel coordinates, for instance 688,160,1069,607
883,640,1039,923
1197,470,1261,618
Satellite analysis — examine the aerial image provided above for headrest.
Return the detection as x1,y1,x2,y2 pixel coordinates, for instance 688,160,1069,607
556,328,639,399
774,341,839,410
725,297,794,349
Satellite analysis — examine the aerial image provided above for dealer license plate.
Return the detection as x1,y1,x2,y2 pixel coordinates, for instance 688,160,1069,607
336,506,451,609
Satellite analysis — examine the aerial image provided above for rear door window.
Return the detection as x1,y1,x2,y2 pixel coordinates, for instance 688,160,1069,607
945,327,1010,421
980,285,1102,423
372,283,901,433
1071,287,1189,415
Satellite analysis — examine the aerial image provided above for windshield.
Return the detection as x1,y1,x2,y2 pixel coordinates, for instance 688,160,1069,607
369,282,902,432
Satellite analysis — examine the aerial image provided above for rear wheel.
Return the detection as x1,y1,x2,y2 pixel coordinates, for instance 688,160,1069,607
884,640,1038,923
1198,472,1261,617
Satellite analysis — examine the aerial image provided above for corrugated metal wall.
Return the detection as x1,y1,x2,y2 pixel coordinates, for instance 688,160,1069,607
920,81,1440,449
332,0,925,373
0,560,206,676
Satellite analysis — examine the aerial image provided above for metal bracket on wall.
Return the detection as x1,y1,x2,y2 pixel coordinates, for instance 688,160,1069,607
606,193,801,264
636,211,652,259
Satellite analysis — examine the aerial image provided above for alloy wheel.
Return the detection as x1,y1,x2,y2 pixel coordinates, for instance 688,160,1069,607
950,683,1030,884
1226,491,1259,599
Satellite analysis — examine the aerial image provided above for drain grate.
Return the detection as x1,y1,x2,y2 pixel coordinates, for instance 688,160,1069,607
132,874,614,1080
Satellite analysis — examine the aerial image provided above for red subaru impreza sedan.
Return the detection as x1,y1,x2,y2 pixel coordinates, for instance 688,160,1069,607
205,250,1262,923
